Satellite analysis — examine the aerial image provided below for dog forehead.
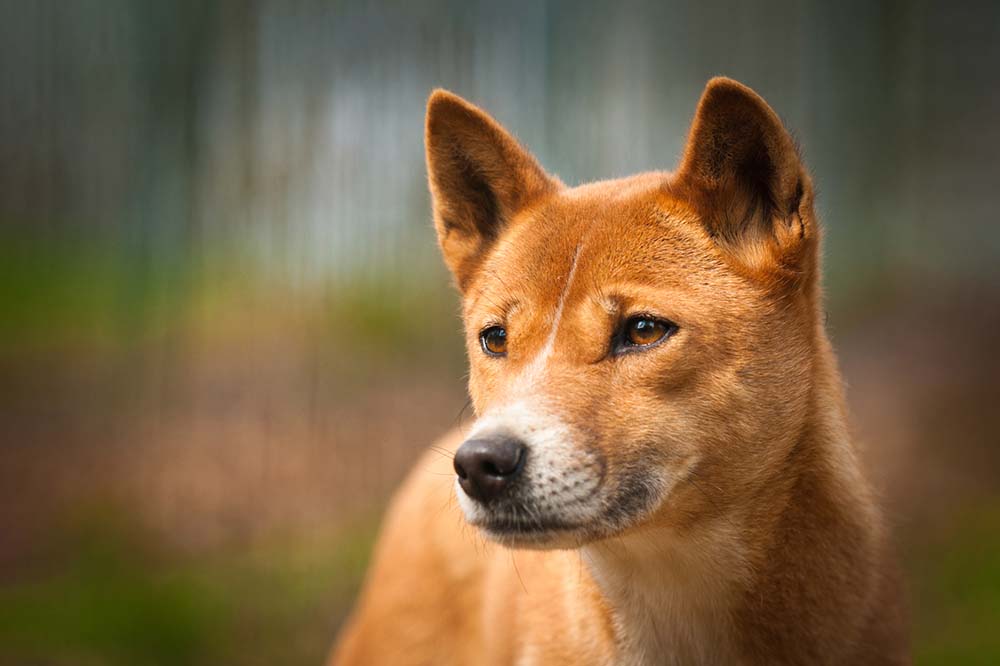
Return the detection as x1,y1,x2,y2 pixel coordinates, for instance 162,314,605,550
478,182,718,300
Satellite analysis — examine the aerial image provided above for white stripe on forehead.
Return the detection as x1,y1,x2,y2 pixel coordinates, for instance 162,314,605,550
541,243,583,359
514,242,583,390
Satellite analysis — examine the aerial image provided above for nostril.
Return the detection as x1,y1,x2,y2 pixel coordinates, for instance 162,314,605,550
480,442,525,477
454,436,527,502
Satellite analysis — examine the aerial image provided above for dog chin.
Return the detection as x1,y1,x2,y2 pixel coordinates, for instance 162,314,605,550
478,519,592,550
455,482,604,549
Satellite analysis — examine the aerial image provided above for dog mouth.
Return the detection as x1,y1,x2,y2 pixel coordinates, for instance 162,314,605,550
480,514,580,535
477,512,588,548
457,491,598,548
456,474,669,549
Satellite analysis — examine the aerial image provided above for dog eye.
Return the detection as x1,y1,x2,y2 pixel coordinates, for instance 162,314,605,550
621,316,676,350
480,326,508,356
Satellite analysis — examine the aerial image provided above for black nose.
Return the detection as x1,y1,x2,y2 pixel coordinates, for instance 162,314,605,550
453,436,527,503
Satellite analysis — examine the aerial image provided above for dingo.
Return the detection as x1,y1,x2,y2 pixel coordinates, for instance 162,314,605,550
331,78,908,665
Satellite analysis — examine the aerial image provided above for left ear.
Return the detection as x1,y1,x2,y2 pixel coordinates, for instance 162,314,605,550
674,77,815,282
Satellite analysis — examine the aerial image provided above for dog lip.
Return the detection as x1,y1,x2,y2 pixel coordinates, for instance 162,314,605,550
477,515,582,535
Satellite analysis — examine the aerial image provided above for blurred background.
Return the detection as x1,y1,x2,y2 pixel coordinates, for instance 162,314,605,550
1,1,998,664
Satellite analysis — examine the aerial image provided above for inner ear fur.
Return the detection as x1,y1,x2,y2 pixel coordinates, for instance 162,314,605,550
425,90,558,291
674,77,816,282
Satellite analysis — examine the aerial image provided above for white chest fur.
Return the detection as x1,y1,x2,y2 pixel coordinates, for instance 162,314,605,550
581,525,747,666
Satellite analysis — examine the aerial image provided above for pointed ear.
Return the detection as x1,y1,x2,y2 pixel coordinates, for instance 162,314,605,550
675,78,816,283
426,90,558,290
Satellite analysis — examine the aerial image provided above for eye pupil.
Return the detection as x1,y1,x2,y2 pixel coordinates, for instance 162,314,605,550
480,326,507,356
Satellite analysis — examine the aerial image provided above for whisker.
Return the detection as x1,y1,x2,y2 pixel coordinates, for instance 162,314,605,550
510,551,528,594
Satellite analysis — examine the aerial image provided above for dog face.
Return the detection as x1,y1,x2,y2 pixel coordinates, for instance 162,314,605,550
427,79,820,548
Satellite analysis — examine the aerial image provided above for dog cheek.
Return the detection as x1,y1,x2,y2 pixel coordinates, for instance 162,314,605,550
600,441,673,526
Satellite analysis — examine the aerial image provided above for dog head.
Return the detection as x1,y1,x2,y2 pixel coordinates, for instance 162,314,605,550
426,78,821,548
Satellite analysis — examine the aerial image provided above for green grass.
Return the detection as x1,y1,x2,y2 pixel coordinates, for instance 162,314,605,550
0,232,195,352
911,505,1000,665
319,272,462,364
0,514,378,666
1,503,999,664
0,232,465,366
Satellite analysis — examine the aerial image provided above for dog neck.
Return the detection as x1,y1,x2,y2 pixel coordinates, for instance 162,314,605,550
581,517,748,666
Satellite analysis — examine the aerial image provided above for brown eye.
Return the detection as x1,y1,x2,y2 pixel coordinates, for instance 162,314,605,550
622,316,675,349
480,326,507,356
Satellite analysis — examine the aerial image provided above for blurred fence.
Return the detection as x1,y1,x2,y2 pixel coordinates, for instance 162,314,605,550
4,1,999,295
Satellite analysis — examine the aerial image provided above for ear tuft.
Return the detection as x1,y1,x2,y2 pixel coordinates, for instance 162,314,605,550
675,78,815,280
425,90,556,290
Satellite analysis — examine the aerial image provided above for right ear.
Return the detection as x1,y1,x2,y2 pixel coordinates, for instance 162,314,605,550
425,90,558,291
